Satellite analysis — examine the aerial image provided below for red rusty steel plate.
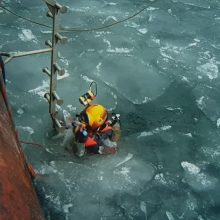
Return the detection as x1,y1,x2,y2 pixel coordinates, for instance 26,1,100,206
0,64,45,219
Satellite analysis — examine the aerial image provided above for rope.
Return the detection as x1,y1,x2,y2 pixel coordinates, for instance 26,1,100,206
0,0,158,32
60,0,159,32
20,140,44,148
0,5,51,28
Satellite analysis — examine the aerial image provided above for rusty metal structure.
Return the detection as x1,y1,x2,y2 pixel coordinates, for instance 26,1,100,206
0,56,45,219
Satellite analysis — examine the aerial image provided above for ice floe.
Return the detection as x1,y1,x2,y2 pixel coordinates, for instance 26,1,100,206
18,29,37,43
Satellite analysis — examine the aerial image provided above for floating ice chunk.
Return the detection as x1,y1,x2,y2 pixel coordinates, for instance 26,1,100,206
151,37,160,45
183,133,193,138
17,126,34,135
217,118,220,127
140,201,147,218
102,16,118,24
166,211,174,220
147,7,159,11
17,108,24,115
18,29,37,43
115,153,133,167
40,30,52,34
155,173,167,185
138,131,153,137
181,76,190,82
103,38,111,49
187,42,197,47
126,22,140,28
181,161,218,191
63,203,73,213
140,97,151,104
196,96,205,110
181,161,200,175
186,199,197,211
168,9,172,14
166,107,183,112
138,28,148,34
108,2,117,5
160,125,172,131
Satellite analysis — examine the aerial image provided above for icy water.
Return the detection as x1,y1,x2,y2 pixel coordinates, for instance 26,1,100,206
1,0,220,219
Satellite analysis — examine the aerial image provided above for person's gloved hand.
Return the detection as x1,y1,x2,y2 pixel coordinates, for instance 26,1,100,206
110,113,120,125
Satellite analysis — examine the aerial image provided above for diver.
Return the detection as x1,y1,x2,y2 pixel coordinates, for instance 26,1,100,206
71,82,121,157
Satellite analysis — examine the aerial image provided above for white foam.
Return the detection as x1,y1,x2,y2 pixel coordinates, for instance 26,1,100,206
141,97,151,104
67,105,76,112
166,107,183,112
28,80,49,97
94,62,102,76
151,37,160,45
126,22,140,28
107,47,133,54
81,74,93,83
181,161,200,175
102,16,118,24
103,38,111,49
138,125,172,138
196,59,219,80
57,71,70,80
155,173,167,185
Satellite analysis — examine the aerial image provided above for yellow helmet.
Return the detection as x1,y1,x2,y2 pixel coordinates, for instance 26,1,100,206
83,104,108,130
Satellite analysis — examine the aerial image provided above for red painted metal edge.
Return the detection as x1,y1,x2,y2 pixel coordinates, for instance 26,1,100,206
0,59,45,220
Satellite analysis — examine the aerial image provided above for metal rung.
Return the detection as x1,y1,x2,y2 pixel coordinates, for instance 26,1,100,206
53,91,63,105
46,11,53,18
54,118,65,132
53,63,65,76
45,40,52,47
55,3,68,13
42,67,51,77
54,117,62,128
44,93,50,102
55,33,68,44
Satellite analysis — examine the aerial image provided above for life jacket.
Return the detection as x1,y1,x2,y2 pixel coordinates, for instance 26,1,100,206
84,121,113,148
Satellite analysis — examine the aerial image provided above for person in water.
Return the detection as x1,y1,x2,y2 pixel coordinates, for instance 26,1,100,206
72,104,121,157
